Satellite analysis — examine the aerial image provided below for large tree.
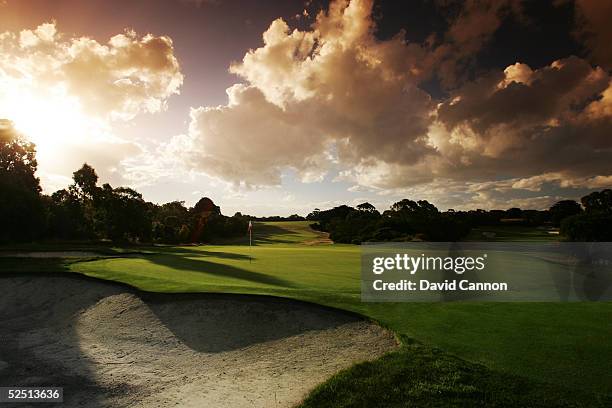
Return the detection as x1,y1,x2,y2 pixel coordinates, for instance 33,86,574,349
549,200,582,226
72,163,100,200
96,185,152,242
562,190,612,241
0,120,44,242
0,119,40,193
581,189,612,213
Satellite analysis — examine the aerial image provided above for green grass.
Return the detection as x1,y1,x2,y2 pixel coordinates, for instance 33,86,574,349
302,340,609,408
217,220,330,245
1,221,610,406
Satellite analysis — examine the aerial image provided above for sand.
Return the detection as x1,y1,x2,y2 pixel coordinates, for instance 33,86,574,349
0,274,397,407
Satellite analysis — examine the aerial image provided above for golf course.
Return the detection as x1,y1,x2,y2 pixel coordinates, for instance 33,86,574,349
3,0,612,405
2,221,610,407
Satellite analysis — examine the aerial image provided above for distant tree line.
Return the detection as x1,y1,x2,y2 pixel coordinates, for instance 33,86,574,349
307,201,471,243
252,214,305,222
0,120,248,244
306,191,612,243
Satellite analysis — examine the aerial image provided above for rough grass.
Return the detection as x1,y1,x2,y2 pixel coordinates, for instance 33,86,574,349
1,221,610,406
301,340,610,408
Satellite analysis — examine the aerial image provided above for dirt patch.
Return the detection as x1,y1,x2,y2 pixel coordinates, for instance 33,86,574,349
0,275,397,407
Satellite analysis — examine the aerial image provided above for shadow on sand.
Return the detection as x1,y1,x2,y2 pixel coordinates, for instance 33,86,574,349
0,273,364,406
0,273,130,407
142,291,360,353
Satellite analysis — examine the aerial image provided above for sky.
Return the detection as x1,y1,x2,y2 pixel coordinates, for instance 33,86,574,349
1,0,611,216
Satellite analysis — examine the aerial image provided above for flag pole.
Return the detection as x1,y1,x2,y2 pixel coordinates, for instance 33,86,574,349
248,220,252,263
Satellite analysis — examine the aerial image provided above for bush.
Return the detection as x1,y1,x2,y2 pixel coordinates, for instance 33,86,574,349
561,213,612,241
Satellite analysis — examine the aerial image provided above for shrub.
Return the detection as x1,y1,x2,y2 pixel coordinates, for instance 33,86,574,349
561,213,612,241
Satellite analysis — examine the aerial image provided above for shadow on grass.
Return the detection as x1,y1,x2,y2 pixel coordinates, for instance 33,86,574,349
0,256,71,274
152,246,251,259
214,223,308,245
142,247,295,288
252,223,301,244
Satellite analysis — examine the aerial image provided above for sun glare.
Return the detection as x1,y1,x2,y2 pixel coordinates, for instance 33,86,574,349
0,84,106,163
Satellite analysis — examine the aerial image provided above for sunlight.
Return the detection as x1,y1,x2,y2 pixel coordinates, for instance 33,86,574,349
0,82,107,162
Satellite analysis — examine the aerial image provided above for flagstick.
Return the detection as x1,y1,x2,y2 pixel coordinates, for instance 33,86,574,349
249,221,252,263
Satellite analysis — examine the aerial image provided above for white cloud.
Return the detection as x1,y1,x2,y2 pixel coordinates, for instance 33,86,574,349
0,22,183,190
178,0,434,187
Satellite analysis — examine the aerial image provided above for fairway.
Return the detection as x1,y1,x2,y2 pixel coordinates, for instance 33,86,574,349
5,220,609,404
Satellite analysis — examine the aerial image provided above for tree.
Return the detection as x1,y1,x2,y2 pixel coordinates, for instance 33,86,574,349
72,163,99,199
46,163,100,240
549,200,582,226
357,202,379,214
306,208,321,220
0,119,40,193
95,184,152,242
152,201,190,243
561,213,612,241
390,199,418,213
0,120,44,242
505,207,523,219
561,190,612,241
390,199,438,215
193,197,221,216
190,197,221,242
48,188,95,239
581,189,612,213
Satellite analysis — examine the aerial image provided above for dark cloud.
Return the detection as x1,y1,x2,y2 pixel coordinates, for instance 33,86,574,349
573,0,612,70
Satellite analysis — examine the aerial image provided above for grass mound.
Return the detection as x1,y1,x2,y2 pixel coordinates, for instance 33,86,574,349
301,341,610,408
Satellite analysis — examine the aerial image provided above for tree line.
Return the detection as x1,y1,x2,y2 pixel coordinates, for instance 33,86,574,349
1,119,611,244
0,120,248,244
306,191,612,243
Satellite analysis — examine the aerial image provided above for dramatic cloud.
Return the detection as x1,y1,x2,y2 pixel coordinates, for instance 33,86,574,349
431,0,524,87
175,0,612,206
573,0,612,70
431,56,611,181
180,0,434,187
1,22,183,120
0,22,183,190
176,84,332,186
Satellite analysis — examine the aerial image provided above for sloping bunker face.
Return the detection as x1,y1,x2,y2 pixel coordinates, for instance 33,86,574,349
0,275,397,407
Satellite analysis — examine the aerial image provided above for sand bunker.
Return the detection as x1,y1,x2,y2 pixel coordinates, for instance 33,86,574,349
0,274,397,407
